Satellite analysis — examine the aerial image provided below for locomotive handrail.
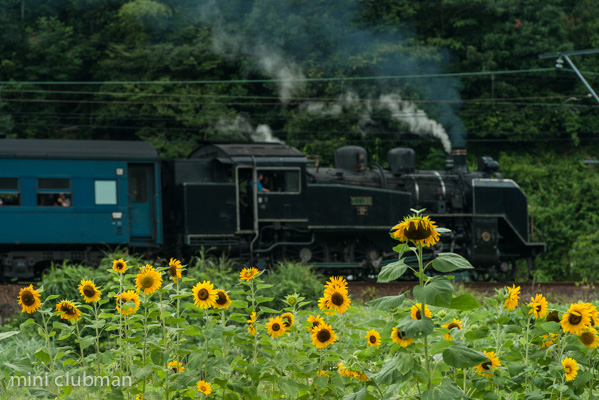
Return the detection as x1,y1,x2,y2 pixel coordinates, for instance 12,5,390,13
253,234,316,254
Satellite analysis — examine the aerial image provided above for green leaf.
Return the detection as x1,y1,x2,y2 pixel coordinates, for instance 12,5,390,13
442,344,489,368
392,242,408,258
431,253,474,272
524,390,546,400
540,321,560,334
447,294,481,310
396,316,434,339
341,387,366,400
413,276,453,306
0,331,19,341
279,379,299,399
314,375,328,388
365,294,405,310
422,378,465,400
377,259,408,282
396,353,414,375
34,348,51,364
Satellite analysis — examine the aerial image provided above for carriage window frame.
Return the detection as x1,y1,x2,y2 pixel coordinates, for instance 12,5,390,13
0,178,21,207
37,178,72,207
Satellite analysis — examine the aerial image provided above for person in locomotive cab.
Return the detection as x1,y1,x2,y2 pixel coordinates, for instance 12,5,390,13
255,173,270,193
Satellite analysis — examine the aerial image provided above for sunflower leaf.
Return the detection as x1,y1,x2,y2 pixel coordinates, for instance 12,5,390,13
413,276,453,306
366,295,405,310
431,253,474,272
396,316,434,338
422,378,465,400
442,344,489,368
341,387,366,400
447,294,481,311
377,259,408,282
0,331,19,341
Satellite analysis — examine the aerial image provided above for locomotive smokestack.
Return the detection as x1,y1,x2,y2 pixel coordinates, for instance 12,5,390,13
450,147,467,174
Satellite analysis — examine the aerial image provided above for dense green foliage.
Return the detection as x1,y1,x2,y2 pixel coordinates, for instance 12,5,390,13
1,0,599,279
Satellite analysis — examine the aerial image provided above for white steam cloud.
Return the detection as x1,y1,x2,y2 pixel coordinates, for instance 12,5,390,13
215,115,283,143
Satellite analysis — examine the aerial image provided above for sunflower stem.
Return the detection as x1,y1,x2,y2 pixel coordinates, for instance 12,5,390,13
204,309,210,379
118,273,124,378
40,312,55,373
142,294,149,396
417,244,432,391
590,350,595,399
524,312,532,392
93,301,101,374
75,320,84,364
159,290,170,400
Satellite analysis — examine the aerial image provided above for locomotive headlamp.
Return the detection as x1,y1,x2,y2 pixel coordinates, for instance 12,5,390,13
112,212,122,219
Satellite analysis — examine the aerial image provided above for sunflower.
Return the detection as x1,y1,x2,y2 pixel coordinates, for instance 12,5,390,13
239,267,259,281
323,286,351,314
312,323,337,349
18,284,41,314
214,289,232,310
528,294,548,319
115,290,140,315
281,312,294,328
503,284,520,311
167,360,184,373
391,327,414,348
547,310,560,323
578,327,599,349
325,276,348,290
56,301,81,322
266,316,287,338
391,214,440,247
442,318,463,340
474,351,501,378
317,296,337,316
562,357,579,381
307,315,325,333
112,259,127,273
168,258,183,283
561,303,592,335
365,329,381,347
192,280,218,309
410,303,432,320
78,279,102,303
196,380,212,395
135,264,163,296
317,370,330,377
247,312,257,335
136,395,145,400
578,302,599,326
337,363,367,381
541,333,557,348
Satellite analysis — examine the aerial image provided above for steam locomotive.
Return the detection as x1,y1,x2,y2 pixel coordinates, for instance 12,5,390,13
0,139,545,281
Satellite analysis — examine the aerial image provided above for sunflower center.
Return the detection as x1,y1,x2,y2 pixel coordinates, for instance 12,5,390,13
481,361,492,370
83,285,96,298
565,366,571,374
569,311,583,325
416,310,422,320
21,292,35,306
331,292,344,306
405,221,432,240
115,262,124,270
317,329,331,342
61,304,75,315
396,330,406,339
141,275,155,289
216,292,227,305
547,311,560,322
448,323,460,330
369,335,377,344
169,265,177,277
581,332,595,346
197,289,209,300
272,323,281,331
536,304,542,312
282,317,291,327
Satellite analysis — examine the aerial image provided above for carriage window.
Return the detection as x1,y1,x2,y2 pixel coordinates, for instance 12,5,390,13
0,178,20,206
95,180,117,205
37,178,72,207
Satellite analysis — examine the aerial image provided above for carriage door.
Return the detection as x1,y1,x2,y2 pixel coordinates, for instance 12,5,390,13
128,164,156,242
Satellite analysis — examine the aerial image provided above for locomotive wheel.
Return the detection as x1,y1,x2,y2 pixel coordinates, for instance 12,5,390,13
350,238,386,281
285,242,329,264
469,269,493,282
493,260,517,282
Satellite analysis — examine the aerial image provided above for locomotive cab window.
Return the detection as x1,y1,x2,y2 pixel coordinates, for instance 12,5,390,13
256,169,300,193
37,178,72,207
0,178,20,206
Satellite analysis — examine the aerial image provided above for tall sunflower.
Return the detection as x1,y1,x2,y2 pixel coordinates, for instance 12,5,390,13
391,327,414,348
56,301,82,322
18,284,41,314
527,294,548,319
168,258,183,283
112,259,127,274
311,323,337,349
323,286,351,314
365,329,381,347
410,303,432,320
578,302,599,326
442,318,463,340
265,316,287,338
192,280,218,309
562,357,579,381
116,290,141,315
325,276,348,290
474,351,501,378
307,315,325,333
135,264,163,296
391,214,440,247
214,289,232,309
78,279,102,303
317,296,337,316
247,312,257,335
167,360,184,373
578,327,599,349
281,312,294,328
561,303,591,335
541,333,557,348
239,267,259,281
503,285,520,311
196,380,212,395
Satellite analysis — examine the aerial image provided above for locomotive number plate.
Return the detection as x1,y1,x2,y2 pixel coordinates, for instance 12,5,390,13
350,196,372,206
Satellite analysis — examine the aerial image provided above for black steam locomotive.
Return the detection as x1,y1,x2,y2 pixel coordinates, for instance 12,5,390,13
163,142,545,281
0,139,544,281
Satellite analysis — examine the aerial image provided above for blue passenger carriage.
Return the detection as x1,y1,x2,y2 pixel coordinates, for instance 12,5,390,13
0,139,162,278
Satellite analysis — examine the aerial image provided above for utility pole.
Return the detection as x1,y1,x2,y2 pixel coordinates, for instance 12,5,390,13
539,49,599,104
